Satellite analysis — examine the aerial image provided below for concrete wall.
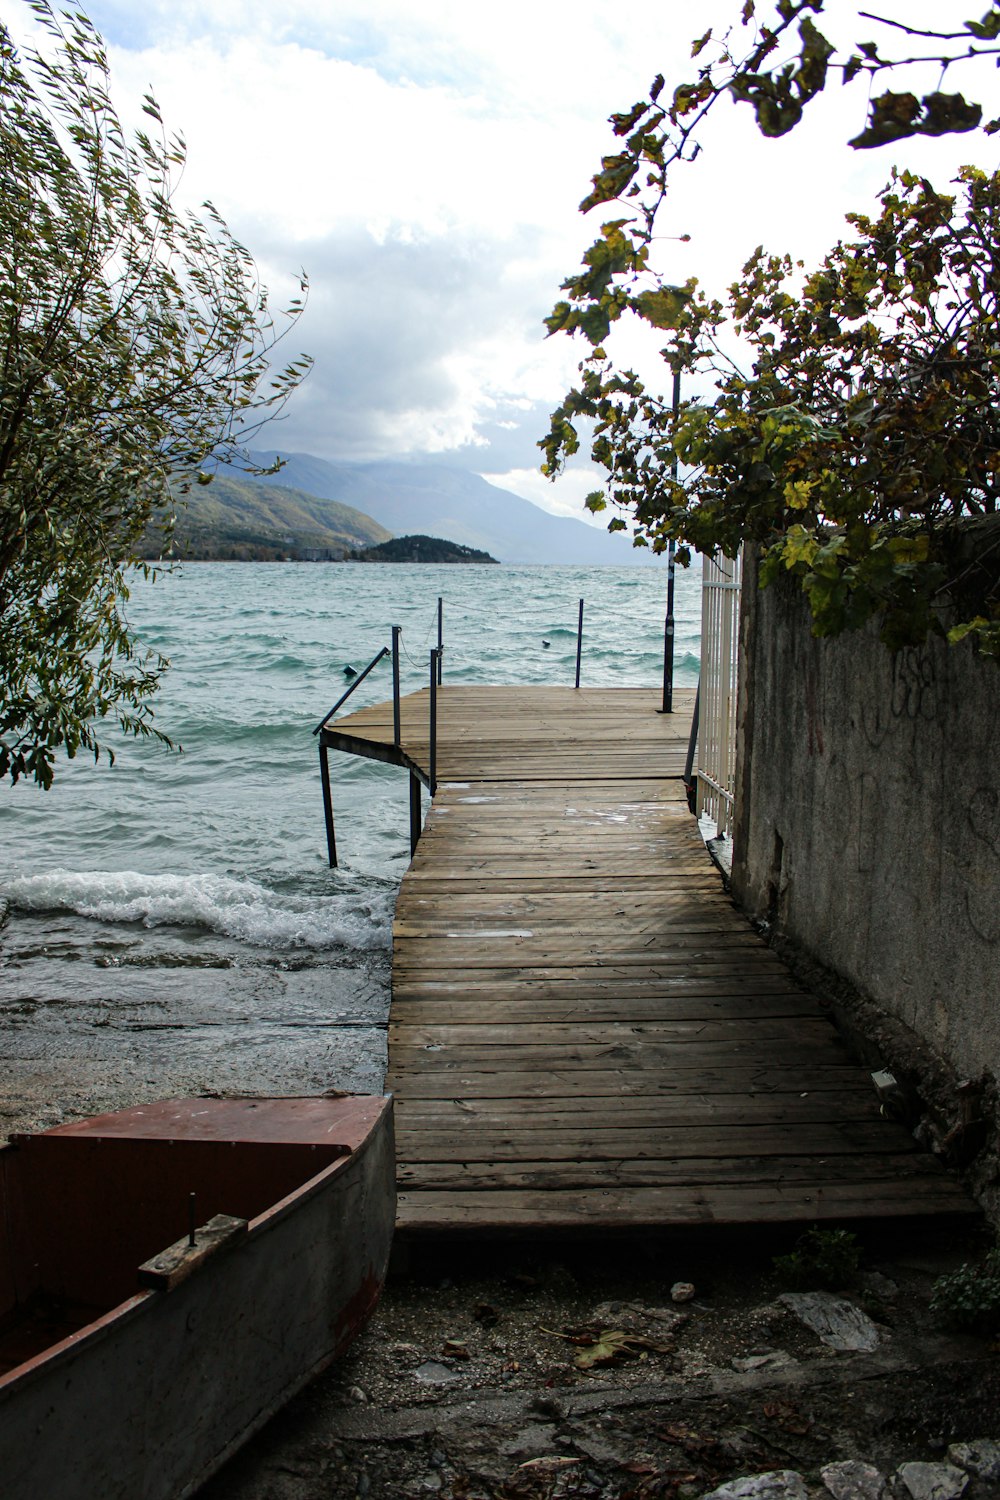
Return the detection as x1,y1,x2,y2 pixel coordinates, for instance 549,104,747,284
732,561,1000,1095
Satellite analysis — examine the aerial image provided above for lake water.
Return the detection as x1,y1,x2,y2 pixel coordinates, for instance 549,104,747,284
0,562,702,1128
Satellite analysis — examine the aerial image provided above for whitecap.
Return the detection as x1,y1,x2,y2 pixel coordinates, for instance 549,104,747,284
1,869,391,953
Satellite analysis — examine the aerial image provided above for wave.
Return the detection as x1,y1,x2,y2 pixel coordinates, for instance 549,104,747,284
1,869,392,953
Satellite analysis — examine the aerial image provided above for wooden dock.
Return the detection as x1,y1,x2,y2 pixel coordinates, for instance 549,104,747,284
324,686,972,1234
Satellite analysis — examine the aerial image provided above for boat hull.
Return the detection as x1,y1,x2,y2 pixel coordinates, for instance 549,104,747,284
0,1095,395,1500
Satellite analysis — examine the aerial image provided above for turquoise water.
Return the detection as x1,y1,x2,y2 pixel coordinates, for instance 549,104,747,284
0,562,701,1106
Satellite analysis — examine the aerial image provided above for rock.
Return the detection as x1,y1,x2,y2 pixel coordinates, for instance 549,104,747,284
671,1281,696,1303
701,1471,808,1500
947,1440,1000,1482
347,1386,369,1404
777,1292,880,1352
860,1271,898,1300
414,1361,462,1385
731,1352,797,1373
896,1461,969,1500
821,1459,887,1500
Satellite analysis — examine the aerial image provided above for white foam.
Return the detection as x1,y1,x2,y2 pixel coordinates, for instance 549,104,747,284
2,869,391,952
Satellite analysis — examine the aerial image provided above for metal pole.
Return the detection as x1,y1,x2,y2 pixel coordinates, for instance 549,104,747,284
683,680,701,815
391,625,401,746
429,648,439,796
661,367,681,713
319,740,338,868
574,598,584,689
409,770,422,856
437,597,443,685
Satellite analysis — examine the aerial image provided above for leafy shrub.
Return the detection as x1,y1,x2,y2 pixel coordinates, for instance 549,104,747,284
773,1228,861,1291
930,1249,1000,1331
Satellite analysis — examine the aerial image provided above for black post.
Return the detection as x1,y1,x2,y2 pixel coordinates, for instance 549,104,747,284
574,598,584,689
683,680,701,816
661,367,681,713
319,740,338,868
437,597,443,685
429,648,439,796
391,625,401,746
409,771,422,856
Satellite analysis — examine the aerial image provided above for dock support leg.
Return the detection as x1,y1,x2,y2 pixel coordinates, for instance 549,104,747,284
409,771,423,857
319,741,338,868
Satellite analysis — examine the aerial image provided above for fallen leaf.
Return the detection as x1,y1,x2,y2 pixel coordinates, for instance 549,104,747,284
659,1424,720,1458
441,1339,470,1360
762,1399,811,1435
473,1302,499,1326
517,1456,582,1472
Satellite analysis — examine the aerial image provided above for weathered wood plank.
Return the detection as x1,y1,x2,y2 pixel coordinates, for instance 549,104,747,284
394,1121,911,1161
384,1066,877,1099
396,1178,973,1232
395,1155,941,1190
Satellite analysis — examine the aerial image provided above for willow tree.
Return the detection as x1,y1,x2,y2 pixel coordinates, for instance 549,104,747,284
0,2,311,787
542,1,1000,654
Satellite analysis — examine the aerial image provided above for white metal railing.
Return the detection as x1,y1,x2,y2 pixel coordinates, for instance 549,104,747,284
697,549,742,837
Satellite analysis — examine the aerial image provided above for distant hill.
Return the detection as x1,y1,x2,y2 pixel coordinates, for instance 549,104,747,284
244,452,658,567
348,535,498,564
137,471,392,561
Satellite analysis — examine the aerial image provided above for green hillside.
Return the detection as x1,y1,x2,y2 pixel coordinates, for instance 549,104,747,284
138,472,393,561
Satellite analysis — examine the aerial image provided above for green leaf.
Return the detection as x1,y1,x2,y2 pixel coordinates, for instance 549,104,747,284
632,285,693,329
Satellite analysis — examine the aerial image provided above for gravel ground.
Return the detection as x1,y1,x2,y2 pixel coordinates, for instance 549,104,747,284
200,1225,1000,1500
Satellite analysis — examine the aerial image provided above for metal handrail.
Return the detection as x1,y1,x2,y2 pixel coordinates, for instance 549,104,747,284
428,646,441,795
312,645,389,735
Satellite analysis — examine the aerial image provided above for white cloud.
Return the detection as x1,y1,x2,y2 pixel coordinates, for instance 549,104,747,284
21,0,1000,517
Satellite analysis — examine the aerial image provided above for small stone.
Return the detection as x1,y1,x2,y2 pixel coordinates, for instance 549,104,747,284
390,1342,420,1359
821,1459,887,1500
777,1292,880,1352
701,1471,808,1500
671,1281,696,1303
414,1360,462,1385
896,1461,969,1500
947,1440,1000,1482
356,1471,371,1497
347,1386,368,1404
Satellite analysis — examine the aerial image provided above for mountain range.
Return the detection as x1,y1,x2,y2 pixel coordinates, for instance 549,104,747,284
244,451,656,567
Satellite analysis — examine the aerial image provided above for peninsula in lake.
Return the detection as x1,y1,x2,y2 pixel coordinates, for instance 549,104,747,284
347,536,498,564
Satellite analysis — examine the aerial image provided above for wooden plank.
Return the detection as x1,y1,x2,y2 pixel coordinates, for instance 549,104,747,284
396,1177,974,1232
388,994,824,1023
393,1093,882,1126
384,1066,876,1099
388,1019,841,1048
394,1121,911,1160
395,1155,942,1190
389,1043,859,1073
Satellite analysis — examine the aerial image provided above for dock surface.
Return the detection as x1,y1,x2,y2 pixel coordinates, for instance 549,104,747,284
326,686,971,1234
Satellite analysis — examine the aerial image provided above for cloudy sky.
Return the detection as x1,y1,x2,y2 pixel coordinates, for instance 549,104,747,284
17,1,1000,519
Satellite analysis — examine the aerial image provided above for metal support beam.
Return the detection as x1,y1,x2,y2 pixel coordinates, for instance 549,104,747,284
409,770,423,856
319,740,337,868
391,625,402,746
574,598,584,689
429,648,439,796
